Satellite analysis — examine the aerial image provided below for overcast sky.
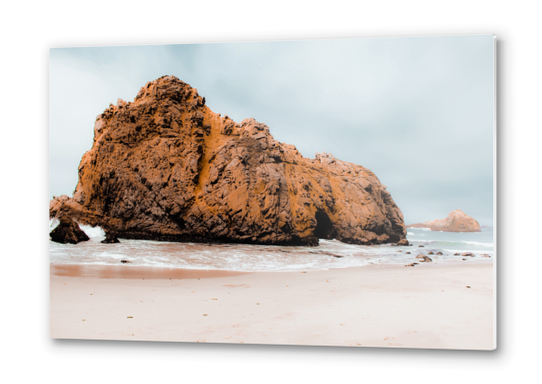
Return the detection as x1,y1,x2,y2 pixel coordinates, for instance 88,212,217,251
50,35,494,225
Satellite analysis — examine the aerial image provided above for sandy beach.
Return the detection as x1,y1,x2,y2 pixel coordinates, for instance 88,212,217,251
50,261,494,349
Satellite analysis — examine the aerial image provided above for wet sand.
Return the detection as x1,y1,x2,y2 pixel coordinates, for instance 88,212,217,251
51,263,248,280
50,261,494,349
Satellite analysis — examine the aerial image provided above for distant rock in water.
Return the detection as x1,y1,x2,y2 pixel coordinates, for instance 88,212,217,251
49,75,407,246
407,209,481,232
50,216,90,244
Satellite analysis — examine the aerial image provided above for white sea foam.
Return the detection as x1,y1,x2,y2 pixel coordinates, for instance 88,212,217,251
408,239,493,246
442,249,494,255
49,225,494,272
461,240,494,247
49,218,59,231
80,225,105,239
97,251,128,259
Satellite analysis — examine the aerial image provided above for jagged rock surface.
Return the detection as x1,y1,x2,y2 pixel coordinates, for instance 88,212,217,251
407,209,481,232
50,76,407,246
50,216,90,244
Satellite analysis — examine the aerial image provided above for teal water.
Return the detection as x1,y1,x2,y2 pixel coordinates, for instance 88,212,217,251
406,227,494,254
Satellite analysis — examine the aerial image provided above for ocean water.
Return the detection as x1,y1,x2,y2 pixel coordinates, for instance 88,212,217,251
49,220,494,272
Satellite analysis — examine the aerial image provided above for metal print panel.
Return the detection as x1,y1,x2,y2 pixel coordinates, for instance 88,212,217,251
49,35,495,349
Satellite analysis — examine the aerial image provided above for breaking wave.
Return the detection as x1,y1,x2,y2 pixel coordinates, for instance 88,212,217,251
49,221,494,272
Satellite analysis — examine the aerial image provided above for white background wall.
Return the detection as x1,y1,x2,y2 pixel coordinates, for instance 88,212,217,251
1,1,540,383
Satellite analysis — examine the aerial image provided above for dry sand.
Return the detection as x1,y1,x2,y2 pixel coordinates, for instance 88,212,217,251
50,261,494,350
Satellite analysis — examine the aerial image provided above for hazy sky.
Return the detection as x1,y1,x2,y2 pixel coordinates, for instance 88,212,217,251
49,35,494,225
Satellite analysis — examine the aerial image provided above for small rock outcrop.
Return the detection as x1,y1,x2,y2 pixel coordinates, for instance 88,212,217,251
50,216,90,244
416,254,433,263
101,233,120,244
50,76,407,246
407,209,481,232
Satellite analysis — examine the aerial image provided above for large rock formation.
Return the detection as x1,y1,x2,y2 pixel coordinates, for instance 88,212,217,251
50,75,407,246
407,209,481,232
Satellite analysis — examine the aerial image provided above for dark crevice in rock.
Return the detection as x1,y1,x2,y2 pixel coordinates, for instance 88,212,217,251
314,210,335,240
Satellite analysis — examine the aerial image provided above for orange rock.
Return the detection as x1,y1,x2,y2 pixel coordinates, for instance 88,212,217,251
407,209,481,232
397,238,410,246
415,254,433,263
50,76,407,246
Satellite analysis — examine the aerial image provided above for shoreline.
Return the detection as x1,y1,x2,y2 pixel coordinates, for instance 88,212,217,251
50,261,494,349
51,263,250,280
49,226,495,274
50,257,492,279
